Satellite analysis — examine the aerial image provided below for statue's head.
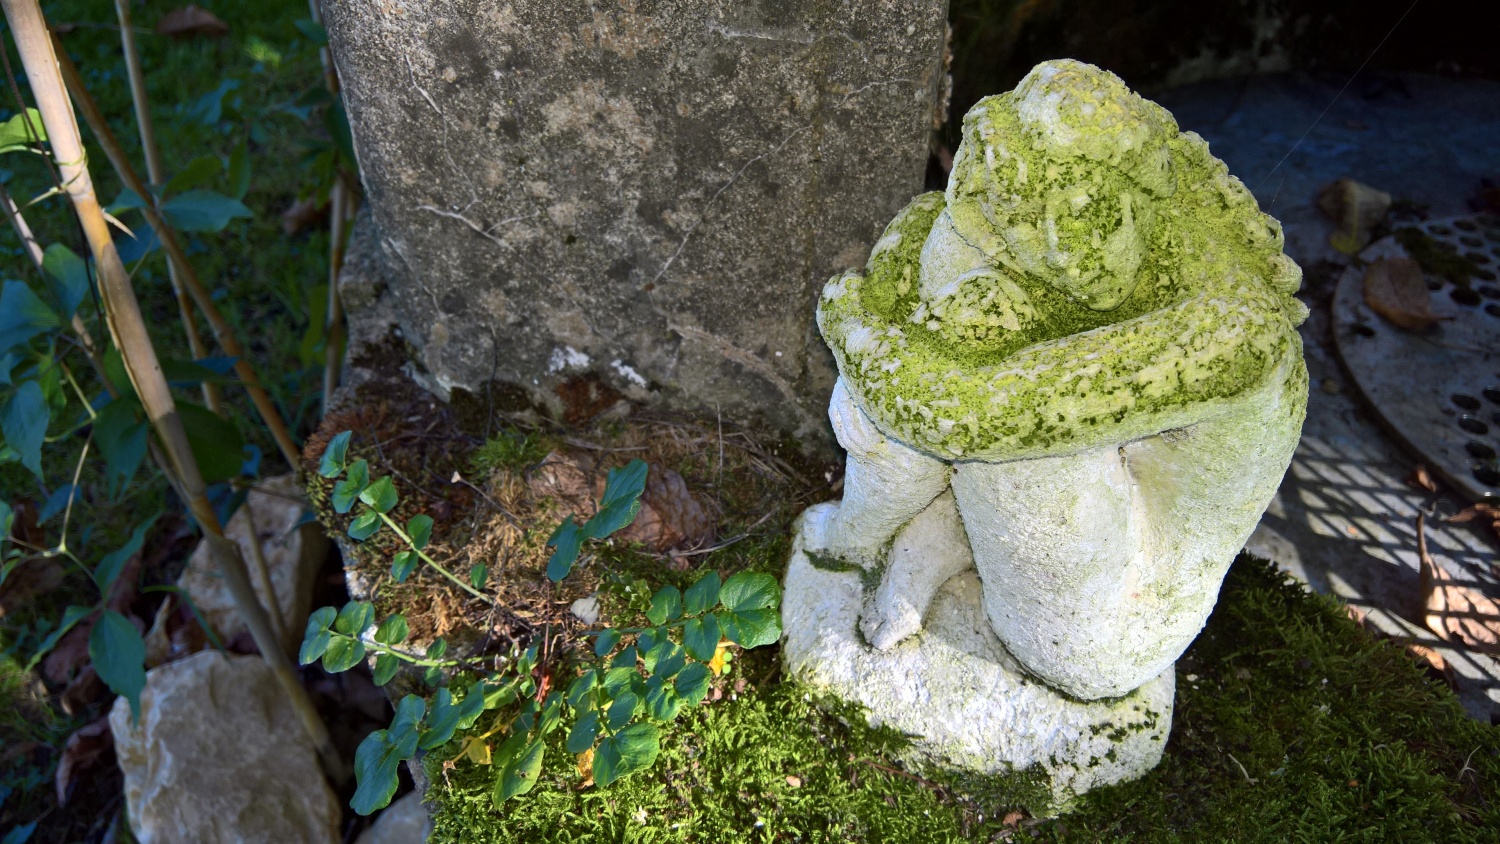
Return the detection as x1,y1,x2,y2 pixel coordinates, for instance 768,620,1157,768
946,60,1179,311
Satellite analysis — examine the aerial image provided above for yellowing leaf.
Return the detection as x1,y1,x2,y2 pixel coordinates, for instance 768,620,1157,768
463,736,492,766
708,640,732,676
576,748,595,787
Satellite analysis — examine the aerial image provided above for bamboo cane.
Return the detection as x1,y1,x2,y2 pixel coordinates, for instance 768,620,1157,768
2,0,340,778
309,0,353,414
112,0,221,415
51,40,303,472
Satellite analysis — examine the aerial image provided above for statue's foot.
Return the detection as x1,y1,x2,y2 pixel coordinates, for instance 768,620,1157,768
860,594,924,651
859,490,974,652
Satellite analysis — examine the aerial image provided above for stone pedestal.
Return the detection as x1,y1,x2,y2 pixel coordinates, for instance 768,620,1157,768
323,1,949,449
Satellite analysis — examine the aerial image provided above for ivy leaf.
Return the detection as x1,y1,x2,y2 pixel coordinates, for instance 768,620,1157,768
335,601,376,637
331,459,370,514
719,572,779,613
89,609,146,723
350,696,424,816
359,476,398,514
566,709,600,753
298,606,337,665
606,691,639,730
2,381,48,480
719,608,781,649
493,739,545,804
683,571,720,617
318,430,351,478
545,518,584,582
0,280,60,355
321,637,365,673
406,514,434,550
348,510,381,541
390,551,417,583
682,614,721,663
593,628,621,658
592,722,659,787
470,563,488,590
40,244,88,321
371,654,399,686
374,614,409,645
161,189,252,233
484,681,519,710
674,662,712,706
645,682,682,722
645,585,682,626
93,513,162,595
92,398,148,486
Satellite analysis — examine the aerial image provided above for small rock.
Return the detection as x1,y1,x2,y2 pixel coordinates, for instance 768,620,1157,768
110,651,340,844
1320,378,1341,395
355,790,431,844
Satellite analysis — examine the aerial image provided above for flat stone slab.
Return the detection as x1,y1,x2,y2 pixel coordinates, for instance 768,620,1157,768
782,504,1173,810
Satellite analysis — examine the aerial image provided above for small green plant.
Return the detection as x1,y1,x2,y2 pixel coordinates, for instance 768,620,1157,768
306,430,783,814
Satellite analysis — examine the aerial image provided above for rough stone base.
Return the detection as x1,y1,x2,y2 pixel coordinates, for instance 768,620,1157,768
782,503,1173,811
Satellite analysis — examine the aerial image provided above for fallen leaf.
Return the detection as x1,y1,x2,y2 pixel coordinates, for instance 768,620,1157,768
1003,810,1025,828
55,715,113,805
1317,178,1391,254
60,668,105,716
1407,464,1438,493
155,5,229,39
281,196,329,235
1364,257,1445,331
1403,641,1459,691
0,557,65,616
577,748,595,787
45,622,95,684
620,465,715,552
786,775,802,788
1417,514,1500,654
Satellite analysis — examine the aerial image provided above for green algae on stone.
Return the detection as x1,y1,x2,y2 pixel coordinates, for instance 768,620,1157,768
818,59,1309,462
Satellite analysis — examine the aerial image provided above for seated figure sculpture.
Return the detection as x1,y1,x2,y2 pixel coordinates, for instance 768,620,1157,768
781,59,1308,807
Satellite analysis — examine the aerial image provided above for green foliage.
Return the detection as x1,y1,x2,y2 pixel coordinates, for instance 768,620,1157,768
305,432,783,815
468,429,550,475
88,610,146,722
0,108,45,154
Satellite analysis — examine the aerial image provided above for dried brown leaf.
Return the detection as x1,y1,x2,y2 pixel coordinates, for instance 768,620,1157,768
156,5,229,39
1403,641,1459,691
1417,514,1500,654
281,196,329,235
1407,464,1438,493
56,715,113,806
1364,257,1444,331
44,622,94,685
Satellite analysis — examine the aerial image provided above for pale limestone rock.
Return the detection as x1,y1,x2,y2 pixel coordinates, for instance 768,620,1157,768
110,651,340,844
174,474,329,652
784,59,1308,809
356,791,431,844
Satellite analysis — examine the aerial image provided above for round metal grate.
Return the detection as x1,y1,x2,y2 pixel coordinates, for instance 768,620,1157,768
1331,214,1500,502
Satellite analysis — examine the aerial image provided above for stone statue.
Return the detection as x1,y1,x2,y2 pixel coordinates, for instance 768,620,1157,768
781,60,1307,808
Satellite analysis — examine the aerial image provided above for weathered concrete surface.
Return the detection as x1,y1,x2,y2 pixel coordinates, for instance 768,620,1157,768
324,0,949,449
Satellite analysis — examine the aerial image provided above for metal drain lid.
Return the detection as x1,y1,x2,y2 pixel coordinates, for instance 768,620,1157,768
1331,214,1500,502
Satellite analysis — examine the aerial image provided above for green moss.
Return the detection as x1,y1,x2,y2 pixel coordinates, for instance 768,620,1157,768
420,554,1500,842
1393,227,1484,286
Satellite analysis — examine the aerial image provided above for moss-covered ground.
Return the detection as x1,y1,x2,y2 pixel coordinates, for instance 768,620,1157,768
420,554,1499,843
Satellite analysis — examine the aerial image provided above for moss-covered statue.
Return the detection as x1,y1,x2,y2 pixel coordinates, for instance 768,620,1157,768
781,60,1308,810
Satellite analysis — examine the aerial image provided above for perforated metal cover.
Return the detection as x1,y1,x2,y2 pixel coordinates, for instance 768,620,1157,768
1331,214,1500,502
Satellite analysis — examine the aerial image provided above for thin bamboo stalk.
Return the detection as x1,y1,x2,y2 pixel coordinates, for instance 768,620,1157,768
51,40,303,471
112,0,221,415
3,0,340,777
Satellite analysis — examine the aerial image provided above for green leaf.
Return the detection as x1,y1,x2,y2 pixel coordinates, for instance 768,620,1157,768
299,606,337,664
348,509,381,541
359,476,398,513
683,614,721,662
454,683,489,731
645,682,682,722
581,497,641,541
566,671,597,707
178,401,244,482
426,638,448,660
161,189,253,232
545,518,584,582
0,280,61,354
227,140,251,200
599,459,649,509
484,681,519,710
493,739,545,804
331,458,370,513
25,605,91,672
421,684,487,749
318,430,351,477
470,563,488,590
93,512,161,595
321,636,365,673
372,653,399,686
89,609,146,722
423,665,444,687
294,17,329,46
566,709,600,753
2,381,48,480
350,696,424,816
160,358,238,387
592,722,659,787
390,551,417,583
163,155,222,196
606,691,639,730
674,662,712,706
683,571,721,617
610,645,638,670
602,666,637,696
719,608,780,649
652,644,686,681
92,398,148,486
406,514,434,549
40,244,88,320
335,601,376,636
719,571,779,613
593,628,621,658
374,614,409,645
0,108,45,154
645,585,682,626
